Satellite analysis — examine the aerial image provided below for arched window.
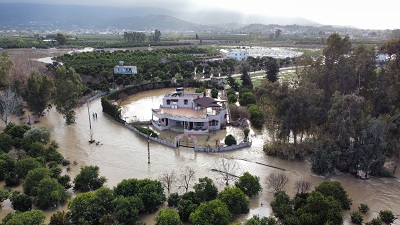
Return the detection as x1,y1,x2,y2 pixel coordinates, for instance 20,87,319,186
184,99,188,105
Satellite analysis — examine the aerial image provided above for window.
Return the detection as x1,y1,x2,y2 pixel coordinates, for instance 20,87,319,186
209,120,219,126
166,100,171,105
184,99,188,105
194,122,204,127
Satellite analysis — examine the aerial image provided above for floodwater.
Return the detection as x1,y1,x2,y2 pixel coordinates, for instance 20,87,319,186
2,88,400,224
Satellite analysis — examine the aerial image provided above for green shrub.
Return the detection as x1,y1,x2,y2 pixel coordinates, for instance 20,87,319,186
358,203,370,213
243,128,250,142
379,209,396,224
350,211,363,224
224,134,237,146
366,217,382,225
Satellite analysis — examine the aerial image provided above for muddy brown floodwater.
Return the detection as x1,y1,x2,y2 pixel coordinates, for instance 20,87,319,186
2,88,400,224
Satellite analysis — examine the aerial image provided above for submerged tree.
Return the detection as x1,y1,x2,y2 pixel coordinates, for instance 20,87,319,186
53,66,83,124
0,88,23,125
23,71,54,117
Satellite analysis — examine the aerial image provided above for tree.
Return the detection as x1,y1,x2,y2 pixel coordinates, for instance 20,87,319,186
215,158,240,186
366,217,383,225
159,170,176,194
274,29,282,39
240,67,253,89
15,157,42,179
245,215,278,225
155,208,183,225
266,173,288,192
265,57,279,83
193,177,218,202
211,87,219,98
0,88,23,125
167,192,180,207
23,71,54,117
239,92,256,106
23,167,52,196
189,199,233,225
49,211,71,225
112,196,144,224
314,181,352,210
311,142,339,176
177,199,198,222
114,178,165,213
248,105,264,130
227,75,239,91
154,29,162,42
35,177,67,209
235,172,262,197
0,152,14,181
0,189,9,202
270,191,293,220
73,165,106,192
179,166,195,193
378,209,396,224
0,51,13,87
0,133,13,152
4,210,45,225
224,134,237,146
23,126,51,144
217,187,249,215
297,191,343,225
55,33,66,45
68,192,107,225
10,191,32,212
294,180,311,194
350,211,363,225
358,203,370,213
53,66,84,124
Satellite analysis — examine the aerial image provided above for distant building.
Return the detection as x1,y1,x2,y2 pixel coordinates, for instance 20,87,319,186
113,61,137,75
210,77,224,86
220,49,248,60
113,66,137,75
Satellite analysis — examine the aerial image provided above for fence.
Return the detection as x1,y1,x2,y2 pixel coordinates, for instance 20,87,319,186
85,92,109,103
124,123,177,148
194,141,252,152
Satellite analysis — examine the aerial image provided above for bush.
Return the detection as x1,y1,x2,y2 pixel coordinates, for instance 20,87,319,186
350,211,363,224
366,217,382,225
73,165,106,192
224,134,237,146
168,193,180,207
379,209,396,224
243,128,250,142
358,203,370,213
134,126,158,138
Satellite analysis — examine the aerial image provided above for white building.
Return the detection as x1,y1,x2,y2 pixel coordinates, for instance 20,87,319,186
151,87,228,134
220,49,248,61
113,65,137,75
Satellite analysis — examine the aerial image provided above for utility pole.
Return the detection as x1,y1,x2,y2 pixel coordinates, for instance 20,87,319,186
147,127,150,164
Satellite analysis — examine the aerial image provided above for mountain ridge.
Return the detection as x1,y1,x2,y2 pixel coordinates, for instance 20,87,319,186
0,3,323,32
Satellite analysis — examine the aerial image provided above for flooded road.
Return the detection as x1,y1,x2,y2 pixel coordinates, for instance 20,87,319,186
3,88,399,224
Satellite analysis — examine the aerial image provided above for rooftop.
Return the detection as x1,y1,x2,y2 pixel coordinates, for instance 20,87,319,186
153,108,207,119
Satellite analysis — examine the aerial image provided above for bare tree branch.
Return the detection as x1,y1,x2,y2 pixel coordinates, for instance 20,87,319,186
179,166,195,193
215,158,240,186
0,88,23,125
159,170,176,195
266,173,288,192
294,180,311,194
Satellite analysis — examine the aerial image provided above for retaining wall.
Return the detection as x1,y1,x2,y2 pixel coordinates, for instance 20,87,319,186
194,141,252,152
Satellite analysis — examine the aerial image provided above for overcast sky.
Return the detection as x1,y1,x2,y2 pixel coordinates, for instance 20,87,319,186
1,0,398,29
